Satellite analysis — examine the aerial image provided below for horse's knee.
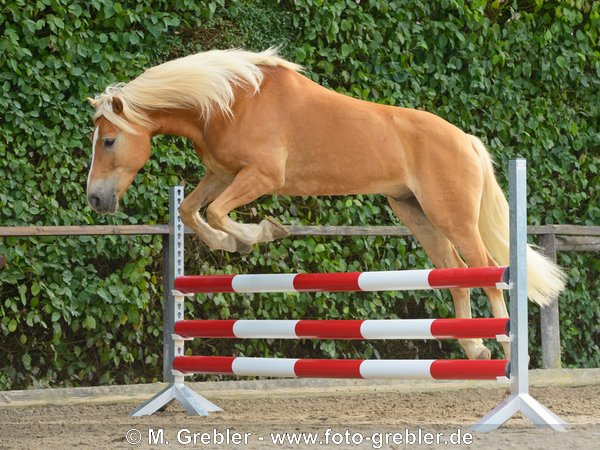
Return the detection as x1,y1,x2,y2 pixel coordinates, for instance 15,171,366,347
178,200,196,226
206,205,224,231
178,204,192,224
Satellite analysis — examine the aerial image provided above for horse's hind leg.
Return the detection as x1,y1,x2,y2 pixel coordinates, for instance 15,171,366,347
439,223,510,358
387,196,492,360
412,176,510,358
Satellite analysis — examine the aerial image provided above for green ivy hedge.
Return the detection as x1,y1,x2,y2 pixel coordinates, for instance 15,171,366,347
0,0,598,389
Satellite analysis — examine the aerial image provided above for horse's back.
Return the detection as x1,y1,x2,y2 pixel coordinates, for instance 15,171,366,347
217,66,482,197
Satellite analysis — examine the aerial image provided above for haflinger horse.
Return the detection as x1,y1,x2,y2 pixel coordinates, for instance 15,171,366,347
87,48,565,360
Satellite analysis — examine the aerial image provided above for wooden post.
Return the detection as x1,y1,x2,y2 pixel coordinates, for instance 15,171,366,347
538,233,561,369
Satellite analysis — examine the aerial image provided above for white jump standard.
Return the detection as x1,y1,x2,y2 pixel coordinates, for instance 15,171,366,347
131,159,567,432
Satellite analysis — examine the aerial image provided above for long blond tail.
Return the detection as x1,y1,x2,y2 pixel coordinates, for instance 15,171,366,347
469,135,566,306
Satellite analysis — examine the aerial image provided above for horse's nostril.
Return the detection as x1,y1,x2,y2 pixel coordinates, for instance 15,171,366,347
89,194,102,209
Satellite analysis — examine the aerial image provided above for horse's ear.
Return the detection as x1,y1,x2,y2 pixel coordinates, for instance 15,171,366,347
112,97,124,115
87,97,98,108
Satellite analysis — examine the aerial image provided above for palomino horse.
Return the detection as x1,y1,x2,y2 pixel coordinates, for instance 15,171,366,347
87,48,565,360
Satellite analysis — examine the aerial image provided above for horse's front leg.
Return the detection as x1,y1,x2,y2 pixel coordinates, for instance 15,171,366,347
205,166,289,248
179,171,253,253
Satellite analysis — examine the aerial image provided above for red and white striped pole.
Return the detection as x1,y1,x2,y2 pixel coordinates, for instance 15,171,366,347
174,266,508,294
174,318,509,340
173,356,509,380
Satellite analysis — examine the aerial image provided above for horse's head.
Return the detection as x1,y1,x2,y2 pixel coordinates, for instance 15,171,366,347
87,96,152,214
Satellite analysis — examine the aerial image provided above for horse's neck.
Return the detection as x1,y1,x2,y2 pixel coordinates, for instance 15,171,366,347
150,109,208,150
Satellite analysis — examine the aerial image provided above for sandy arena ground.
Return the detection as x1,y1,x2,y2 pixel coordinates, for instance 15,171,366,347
1,372,599,449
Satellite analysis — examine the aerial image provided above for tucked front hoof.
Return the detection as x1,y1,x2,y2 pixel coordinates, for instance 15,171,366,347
264,217,290,240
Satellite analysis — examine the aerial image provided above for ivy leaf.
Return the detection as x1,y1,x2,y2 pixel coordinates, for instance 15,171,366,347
83,316,96,330
22,354,32,370
341,43,352,58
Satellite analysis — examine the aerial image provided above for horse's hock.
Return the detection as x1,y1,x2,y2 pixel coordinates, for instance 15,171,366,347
130,160,566,433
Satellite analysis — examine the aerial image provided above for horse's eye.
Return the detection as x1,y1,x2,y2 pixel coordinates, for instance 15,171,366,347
103,138,116,148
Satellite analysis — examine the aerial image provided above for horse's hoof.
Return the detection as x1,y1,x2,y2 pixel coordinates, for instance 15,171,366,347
475,347,492,360
265,217,290,239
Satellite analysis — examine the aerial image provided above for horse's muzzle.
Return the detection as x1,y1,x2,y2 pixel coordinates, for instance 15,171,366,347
87,188,118,214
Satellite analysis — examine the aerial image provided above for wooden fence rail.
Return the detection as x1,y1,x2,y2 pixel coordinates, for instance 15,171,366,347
1,223,598,369
2,224,599,247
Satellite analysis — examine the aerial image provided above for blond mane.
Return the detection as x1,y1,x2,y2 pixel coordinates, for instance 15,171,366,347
91,48,302,134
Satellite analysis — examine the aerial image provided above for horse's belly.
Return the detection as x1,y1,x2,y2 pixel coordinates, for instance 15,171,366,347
275,159,408,196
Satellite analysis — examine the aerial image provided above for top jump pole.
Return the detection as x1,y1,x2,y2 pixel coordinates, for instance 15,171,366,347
174,266,509,294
